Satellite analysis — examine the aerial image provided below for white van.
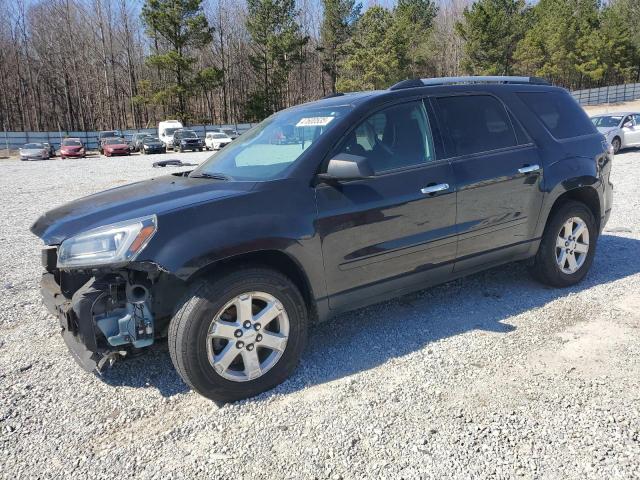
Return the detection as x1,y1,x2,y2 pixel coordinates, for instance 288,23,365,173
158,120,183,150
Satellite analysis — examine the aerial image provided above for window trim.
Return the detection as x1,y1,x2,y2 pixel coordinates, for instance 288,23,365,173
320,98,445,177
431,92,532,160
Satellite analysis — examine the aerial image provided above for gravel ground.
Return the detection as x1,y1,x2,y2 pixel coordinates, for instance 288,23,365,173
1,149,639,479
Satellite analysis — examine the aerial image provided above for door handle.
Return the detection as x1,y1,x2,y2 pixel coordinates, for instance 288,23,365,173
421,183,450,194
518,164,541,174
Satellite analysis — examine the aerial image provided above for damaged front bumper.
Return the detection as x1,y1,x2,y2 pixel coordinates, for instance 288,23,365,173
40,272,155,372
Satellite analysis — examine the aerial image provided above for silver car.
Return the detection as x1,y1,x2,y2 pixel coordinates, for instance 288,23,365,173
19,143,50,161
591,112,640,153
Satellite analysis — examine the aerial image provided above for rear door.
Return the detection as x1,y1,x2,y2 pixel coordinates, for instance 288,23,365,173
315,100,457,310
624,114,640,146
432,94,544,271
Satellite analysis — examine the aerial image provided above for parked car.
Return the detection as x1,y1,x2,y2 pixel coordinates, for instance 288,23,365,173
98,130,122,154
43,142,56,158
158,120,183,150
214,127,239,140
173,129,204,152
31,76,613,404
19,143,50,161
60,138,86,159
591,112,640,153
102,137,130,157
141,136,166,154
205,132,233,150
130,133,151,152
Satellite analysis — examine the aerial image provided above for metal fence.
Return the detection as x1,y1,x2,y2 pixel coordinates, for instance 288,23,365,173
1,123,256,152
571,83,640,106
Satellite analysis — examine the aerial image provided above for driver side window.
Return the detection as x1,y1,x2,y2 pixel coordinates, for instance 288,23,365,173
338,101,435,174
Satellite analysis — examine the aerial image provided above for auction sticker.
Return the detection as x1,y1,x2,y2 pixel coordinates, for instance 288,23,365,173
296,116,335,127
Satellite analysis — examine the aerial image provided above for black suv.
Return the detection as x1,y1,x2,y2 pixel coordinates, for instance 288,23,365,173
172,129,204,152
32,76,613,403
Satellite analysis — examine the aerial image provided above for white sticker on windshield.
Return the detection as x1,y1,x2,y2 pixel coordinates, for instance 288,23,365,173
296,116,335,127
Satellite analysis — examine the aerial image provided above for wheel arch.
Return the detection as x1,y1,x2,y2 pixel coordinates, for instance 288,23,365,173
187,249,318,322
545,185,602,234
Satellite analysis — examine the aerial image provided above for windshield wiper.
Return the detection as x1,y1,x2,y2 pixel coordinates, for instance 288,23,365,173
190,172,232,181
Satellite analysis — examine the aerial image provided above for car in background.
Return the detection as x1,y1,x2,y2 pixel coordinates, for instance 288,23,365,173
213,127,239,140
130,133,151,152
19,143,50,161
591,112,640,153
102,137,130,157
205,132,232,150
141,136,166,154
43,142,56,158
60,138,86,159
98,130,122,154
158,120,183,150
173,129,204,152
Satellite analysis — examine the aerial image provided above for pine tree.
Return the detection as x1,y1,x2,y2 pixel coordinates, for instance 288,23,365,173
141,0,217,121
319,0,362,93
391,0,439,78
246,0,308,119
456,0,529,76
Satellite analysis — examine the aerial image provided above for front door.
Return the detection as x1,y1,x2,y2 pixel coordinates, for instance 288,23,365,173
315,100,457,311
432,94,545,271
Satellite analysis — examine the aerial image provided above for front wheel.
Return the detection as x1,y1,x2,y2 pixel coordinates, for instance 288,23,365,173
168,267,308,403
529,200,597,287
611,137,621,154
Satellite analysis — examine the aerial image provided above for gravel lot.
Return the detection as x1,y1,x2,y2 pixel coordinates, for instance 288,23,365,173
1,149,639,479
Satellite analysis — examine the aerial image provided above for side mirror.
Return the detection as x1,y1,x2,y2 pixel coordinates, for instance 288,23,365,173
318,154,375,182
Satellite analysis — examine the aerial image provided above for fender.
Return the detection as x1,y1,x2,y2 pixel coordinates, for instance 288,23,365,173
136,178,328,307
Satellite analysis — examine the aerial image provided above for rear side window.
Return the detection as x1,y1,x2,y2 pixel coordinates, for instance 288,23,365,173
436,95,518,157
517,91,596,139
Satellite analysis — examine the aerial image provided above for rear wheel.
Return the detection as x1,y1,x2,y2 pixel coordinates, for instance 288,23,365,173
169,267,308,403
529,200,597,287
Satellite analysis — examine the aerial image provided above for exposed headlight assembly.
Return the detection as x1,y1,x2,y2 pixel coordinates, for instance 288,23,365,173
57,215,157,268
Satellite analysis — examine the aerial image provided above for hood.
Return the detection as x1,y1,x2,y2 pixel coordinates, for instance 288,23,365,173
61,145,83,151
20,148,45,154
31,174,255,244
597,127,617,135
105,143,129,149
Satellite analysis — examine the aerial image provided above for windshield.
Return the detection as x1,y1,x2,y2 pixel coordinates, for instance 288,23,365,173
24,143,43,149
191,106,350,181
145,137,160,142
100,131,119,138
62,139,82,146
210,133,228,139
164,128,179,136
105,138,124,145
591,116,622,128
181,131,197,138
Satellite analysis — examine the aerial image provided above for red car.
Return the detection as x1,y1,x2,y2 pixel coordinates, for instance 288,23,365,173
60,138,86,159
102,137,130,157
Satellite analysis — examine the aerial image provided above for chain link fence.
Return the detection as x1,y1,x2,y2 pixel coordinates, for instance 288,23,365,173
571,83,640,106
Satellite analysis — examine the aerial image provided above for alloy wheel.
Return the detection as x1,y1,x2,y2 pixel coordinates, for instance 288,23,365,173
555,217,590,274
206,292,289,382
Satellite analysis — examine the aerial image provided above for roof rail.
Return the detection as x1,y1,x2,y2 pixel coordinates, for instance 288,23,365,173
389,76,551,90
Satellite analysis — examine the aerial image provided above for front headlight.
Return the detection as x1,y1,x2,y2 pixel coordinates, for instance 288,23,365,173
57,215,157,268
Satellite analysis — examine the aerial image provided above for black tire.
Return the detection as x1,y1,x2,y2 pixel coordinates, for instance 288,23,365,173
612,136,621,154
529,200,598,288
168,267,308,404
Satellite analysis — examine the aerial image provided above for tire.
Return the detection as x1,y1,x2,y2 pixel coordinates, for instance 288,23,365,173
612,136,621,154
529,200,597,288
168,267,308,404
